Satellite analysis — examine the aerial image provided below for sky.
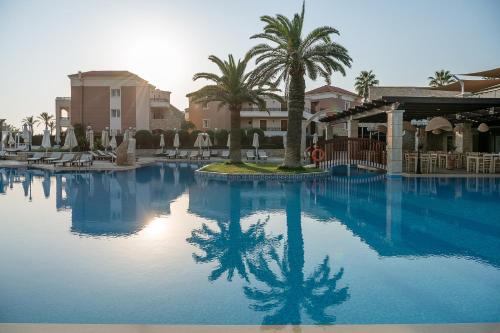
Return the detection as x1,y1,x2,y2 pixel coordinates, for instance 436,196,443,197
0,0,499,130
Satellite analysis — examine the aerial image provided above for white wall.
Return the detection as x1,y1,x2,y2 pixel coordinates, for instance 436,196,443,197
110,86,121,132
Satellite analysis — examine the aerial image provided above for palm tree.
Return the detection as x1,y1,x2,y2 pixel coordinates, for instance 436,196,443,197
37,112,54,129
22,116,38,134
48,121,56,135
428,70,456,87
186,184,282,281
244,183,349,324
188,53,282,163
354,70,379,101
250,2,351,168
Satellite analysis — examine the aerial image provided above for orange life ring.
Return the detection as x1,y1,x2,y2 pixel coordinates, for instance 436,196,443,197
311,148,325,162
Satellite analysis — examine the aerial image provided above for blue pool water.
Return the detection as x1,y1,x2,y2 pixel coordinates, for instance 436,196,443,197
1,164,500,325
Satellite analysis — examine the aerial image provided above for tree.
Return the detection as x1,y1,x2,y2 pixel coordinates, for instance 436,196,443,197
250,2,351,168
354,70,379,100
428,70,456,87
180,120,196,132
188,53,282,163
37,112,54,129
22,116,38,134
48,121,56,135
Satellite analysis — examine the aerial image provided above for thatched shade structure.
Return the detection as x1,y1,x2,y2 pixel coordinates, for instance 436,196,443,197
425,117,453,132
432,129,443,135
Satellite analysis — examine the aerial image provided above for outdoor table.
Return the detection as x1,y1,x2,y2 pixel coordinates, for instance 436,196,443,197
466,155,481,173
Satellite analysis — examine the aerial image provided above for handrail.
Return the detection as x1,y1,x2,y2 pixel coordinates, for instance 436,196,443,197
319,137,387,170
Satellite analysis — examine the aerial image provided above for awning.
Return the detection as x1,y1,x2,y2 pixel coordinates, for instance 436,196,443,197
460,67,500,79
432,79,500,93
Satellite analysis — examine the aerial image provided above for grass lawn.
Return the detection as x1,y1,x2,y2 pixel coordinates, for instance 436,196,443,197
200,163,322,174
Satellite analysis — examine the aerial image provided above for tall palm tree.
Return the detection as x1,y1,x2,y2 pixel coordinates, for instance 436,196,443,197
22,116,38,134
428,70,456,87
250,2,351,168
188,53,282,163
354,70,379,101
37,112,54,129
48,121,56,135
244,183,349,324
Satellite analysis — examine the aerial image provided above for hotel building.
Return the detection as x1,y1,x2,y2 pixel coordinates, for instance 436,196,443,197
55,71,184,137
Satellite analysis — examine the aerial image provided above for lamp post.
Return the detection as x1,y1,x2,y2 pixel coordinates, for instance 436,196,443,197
411,119,429,174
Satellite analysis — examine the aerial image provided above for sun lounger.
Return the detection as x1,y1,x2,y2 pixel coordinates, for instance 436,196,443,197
27,152,45,164
166,150,177,159
107,152,117,163
154,149,165,157
258,151,268,160
54,153,77,166
44,152,63,163
189,151,199,160
73,154,93,167
178,151,188,159
210,150,219,157
0,151,7,160
202,151,211,160
246,150,256,160
97,150,112,160
221,150,229,159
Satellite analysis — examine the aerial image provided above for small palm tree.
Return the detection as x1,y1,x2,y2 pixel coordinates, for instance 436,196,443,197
48,121,56,135
188,53,281,163
250,2,351,168
428,70,456,87
22,116,38,134
354,70,379,101
37,112,54,129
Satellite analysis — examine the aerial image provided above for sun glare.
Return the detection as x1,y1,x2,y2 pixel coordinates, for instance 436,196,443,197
141,216,169,239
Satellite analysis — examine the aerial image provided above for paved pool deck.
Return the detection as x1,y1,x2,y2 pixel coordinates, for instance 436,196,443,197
0,323,499,333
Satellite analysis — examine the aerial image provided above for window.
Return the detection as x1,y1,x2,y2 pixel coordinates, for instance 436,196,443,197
344,101,351,111
202,102,209,111
280,119,288,131
202,119,210,128
259,119,267,130
111,109,121,118
111,88,121,97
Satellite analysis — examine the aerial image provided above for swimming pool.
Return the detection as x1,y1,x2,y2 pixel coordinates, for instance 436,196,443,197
1,164,499,325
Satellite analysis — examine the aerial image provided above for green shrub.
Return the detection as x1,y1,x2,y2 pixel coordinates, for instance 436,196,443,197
135,130,153,148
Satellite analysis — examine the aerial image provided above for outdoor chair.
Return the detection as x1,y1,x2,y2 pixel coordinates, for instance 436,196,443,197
189,151,199,160
246,150,256,160
97,150,112,160
166,150,177,159
221,150,229,159
178,151,188,159
54,153,77,167
210,150,219,157
74,154,93,167
258,151,268,160
27,152,45,164
0,151,7,160
154,149,165,157
44,152,63,163
107,152,117,163
201,151,211,160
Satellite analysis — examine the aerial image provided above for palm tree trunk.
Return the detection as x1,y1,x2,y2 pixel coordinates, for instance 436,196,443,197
283,73,305,168
229,107,242,164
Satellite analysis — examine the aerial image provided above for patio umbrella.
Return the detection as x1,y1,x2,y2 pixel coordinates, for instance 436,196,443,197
226,134,231,148
425,117,453,132
42,172,51,198
101,128,110,148
252,132,260,155
86,127,94,150
173,132,180,152
282,134,287,148
123,129,129,142
478,123,489,133
22,125,29,143
8,132,15,147
193,133,203,151
55,130,61,145
312,133,318,147
203,134,212,148
159,134,165,151
63,126,78,152
41,128,51,152
110,133,117,150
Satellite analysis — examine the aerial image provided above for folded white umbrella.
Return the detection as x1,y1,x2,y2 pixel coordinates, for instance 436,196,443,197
123,129,129,142
63,127,78,152
1,131,8,151
8,132,15,147
159,134,165,150
55,130,61,145
101,129,110,148
226,134,231,148
203,134,212,148
193,133,203,150
41,129,51,152
110,133,117,150
282,134,287,148
252,133,260,150
86,128,94,150
173,132,180,150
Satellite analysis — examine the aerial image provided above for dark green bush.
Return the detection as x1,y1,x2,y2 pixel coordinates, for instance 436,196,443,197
135,130,153,148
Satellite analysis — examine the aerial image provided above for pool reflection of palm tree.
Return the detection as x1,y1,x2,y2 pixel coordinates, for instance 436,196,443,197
244,183,349,325
187,184,282,281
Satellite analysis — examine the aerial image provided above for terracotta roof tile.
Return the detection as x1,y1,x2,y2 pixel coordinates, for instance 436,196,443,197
306,85,358,97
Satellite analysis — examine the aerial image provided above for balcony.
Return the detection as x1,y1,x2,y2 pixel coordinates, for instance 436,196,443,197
150,98,170,108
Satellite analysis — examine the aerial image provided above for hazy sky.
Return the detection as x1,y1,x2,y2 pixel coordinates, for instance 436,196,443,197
0,0,499,129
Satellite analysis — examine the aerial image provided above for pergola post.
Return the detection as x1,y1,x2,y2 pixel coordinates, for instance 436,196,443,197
454,122,473,153
347,118,359,138
386,108,404,176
